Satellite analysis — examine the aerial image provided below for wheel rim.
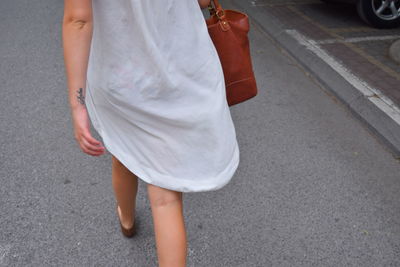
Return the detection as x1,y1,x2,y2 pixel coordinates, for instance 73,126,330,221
372,0,400,20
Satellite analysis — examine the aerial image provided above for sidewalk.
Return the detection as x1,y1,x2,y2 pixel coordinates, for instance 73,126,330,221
230,0,400,156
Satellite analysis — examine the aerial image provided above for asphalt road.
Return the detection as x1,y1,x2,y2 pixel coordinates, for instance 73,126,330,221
1,0,399,266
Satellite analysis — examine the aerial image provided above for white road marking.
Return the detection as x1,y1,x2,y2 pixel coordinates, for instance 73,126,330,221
285,29,400,125
316,35,400,44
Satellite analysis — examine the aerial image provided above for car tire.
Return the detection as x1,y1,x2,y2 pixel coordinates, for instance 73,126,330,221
356,0,400,28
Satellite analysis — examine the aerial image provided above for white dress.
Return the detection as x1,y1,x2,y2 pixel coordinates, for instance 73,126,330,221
85,0,240,192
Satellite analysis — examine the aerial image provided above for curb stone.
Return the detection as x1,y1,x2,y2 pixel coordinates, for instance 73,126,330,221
389,39,400,65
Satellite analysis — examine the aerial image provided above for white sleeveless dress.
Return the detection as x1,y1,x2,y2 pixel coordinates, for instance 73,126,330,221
85,0,240,192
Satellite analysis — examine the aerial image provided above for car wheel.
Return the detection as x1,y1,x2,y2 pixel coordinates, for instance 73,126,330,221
357,0,400,28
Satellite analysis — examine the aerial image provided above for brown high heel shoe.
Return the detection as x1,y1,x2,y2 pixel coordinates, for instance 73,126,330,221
116,204,136,238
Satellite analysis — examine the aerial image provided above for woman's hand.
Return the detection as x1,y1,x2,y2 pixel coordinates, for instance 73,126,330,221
198,0,211,9
71,106,106,156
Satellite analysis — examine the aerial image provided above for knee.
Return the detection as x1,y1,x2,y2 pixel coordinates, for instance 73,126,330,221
147,184,182,208
151,196,181,208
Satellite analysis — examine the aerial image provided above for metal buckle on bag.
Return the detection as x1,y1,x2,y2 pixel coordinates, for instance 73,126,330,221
215,9,225,20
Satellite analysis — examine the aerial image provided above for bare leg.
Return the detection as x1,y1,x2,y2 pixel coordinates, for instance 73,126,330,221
147,184,187,267
112,155,138,229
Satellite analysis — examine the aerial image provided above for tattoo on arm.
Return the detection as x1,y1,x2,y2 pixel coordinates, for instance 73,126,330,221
76,88,85,106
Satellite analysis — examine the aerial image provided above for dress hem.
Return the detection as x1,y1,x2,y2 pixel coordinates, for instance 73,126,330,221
104,133,240,193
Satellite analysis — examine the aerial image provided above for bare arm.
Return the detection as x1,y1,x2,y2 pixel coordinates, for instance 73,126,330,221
63,0,93,110
62,0,105,156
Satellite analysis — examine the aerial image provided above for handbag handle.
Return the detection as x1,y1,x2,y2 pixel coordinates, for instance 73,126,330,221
207,0,230,31
207,0,225,19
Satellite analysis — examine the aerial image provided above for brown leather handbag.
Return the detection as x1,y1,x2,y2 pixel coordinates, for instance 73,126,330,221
205,0,258,106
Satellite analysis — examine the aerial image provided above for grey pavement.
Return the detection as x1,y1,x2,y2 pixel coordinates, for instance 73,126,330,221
1,0,400,266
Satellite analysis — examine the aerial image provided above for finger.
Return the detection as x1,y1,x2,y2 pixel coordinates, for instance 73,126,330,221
83,131,103,146
80,143,105,156
82,138,106,152
83,133,105,149
85,149,104,156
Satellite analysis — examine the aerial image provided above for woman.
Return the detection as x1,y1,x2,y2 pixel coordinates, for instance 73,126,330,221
62,0,240,266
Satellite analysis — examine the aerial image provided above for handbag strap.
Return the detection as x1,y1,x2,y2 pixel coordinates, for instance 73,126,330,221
207,0,224,19
207,0,230,31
